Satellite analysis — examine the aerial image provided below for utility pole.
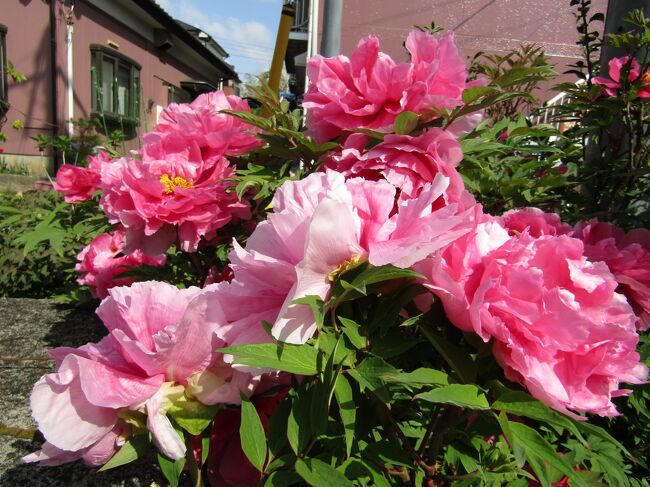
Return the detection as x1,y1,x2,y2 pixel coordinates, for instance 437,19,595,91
599,0,650,72
268,2,295,94
320,0,343,57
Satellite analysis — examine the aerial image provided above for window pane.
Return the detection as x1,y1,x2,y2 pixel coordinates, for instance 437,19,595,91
0,31,6,106
101,57,114,112
133,72,140,119
117,64,130,116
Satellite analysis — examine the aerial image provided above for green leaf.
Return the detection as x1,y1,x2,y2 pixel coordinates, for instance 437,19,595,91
462,85,499,104
492,391,585,442
394,111,420,135
167,395,221,436
264,470,302,487
338,316,366,349
348,356,398,402
292,295,325,329
334,374,356,457
419,325,476,383
295,458,354,487
383,367,449,387
349,264,423,289
157,453,185,487
417,384,489,410
508,422,589,487
267,397,291,456
98,434,150,471
221,343,320,375
240,395,267,473
287,392,311,454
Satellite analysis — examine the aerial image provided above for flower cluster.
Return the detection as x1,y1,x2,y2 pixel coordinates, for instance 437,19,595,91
32,28,648,482
593,55,650,99
75,227,166,298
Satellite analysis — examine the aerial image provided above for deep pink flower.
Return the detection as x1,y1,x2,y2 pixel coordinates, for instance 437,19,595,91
499,207,572,238
303,31,468,142
418,225,648,417
206,389,287,487
76,228,166,298
100,136,249,255
53,151,112,203
402,31,468,116
593,56,650,99
146,91,262,158
24,282,260,465
221,170,475,345
572,220,650,330
323,128,474,206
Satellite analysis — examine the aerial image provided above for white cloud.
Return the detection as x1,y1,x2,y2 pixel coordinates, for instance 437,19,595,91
162,0,275,75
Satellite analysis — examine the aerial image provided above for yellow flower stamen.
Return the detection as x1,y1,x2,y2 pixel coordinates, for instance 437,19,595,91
328,254,365,282
160,173,193,194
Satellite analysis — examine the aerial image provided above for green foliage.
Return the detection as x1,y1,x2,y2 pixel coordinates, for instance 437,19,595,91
230,263,642,486
31,118,125,167
541,5,650,228
240,394,268,472
0,190,106,298
469,43,557,119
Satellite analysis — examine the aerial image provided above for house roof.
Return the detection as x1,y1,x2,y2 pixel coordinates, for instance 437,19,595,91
129,0,239,82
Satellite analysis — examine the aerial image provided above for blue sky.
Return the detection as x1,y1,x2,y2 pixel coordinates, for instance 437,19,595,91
156,0,282,79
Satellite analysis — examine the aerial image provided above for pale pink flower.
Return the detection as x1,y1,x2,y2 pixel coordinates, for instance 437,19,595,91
76,228,166,298
24,282,259,465
146,91,263,157
303,31,468,142
419,227,648,417
224,170,475,345
573,220,650,330
323,128,474,206
99,138,249,255
593,55,650,99
499,207,572,238
53,152,110,203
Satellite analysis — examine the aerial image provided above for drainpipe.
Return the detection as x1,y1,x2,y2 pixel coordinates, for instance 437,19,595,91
65,2,75,137
48,0,59,171
305,0,319,91
320,0,342,57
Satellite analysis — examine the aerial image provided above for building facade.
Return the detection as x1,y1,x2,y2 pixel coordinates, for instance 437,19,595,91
0,0,237,175
285,0,608,97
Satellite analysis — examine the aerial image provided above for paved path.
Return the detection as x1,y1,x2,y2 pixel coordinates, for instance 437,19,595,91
0,298,166,486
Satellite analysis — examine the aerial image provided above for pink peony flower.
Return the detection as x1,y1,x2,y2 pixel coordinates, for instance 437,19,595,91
418,225,648,417
499,207,572,238
303,31,468,143
402,30,469,115
76,228,166,298
99,135,249,255
221,170,475,345
572,220,650,330
24,281,260,465
53,152,110,203
323,128,474,206
593,55,650,99
145,91,262,158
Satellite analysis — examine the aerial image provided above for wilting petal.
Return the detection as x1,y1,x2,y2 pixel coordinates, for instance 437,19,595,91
146,388,186,460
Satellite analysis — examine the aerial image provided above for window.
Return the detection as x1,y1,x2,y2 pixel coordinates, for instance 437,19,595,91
167,84,191,105
90,45,141,126
0,24,8,115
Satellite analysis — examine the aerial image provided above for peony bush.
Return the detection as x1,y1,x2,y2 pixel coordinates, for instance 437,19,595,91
23,17,650,487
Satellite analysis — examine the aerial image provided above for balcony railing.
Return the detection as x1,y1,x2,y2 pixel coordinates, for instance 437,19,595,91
291,0,309,33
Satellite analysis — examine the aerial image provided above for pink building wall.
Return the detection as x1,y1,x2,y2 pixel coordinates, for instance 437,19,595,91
1,0,56,160
337,0,608,92
1,0,229,170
